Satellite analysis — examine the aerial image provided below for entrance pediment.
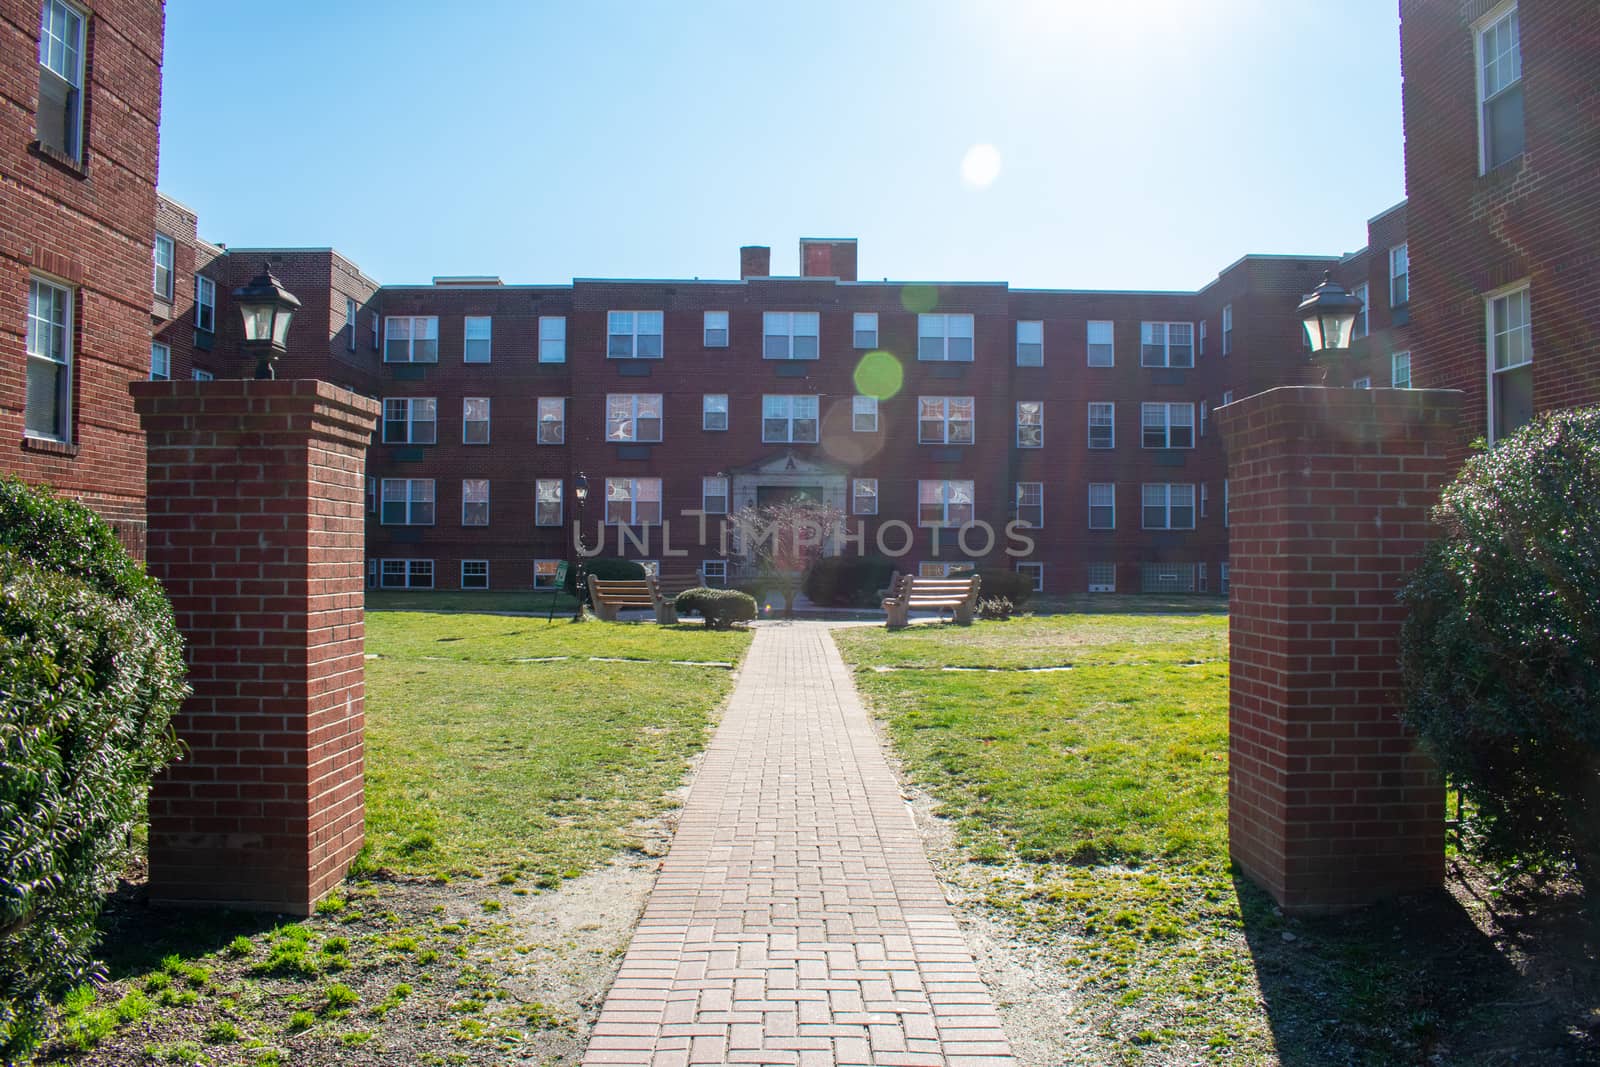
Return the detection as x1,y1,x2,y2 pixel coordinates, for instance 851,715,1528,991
731,450,850,478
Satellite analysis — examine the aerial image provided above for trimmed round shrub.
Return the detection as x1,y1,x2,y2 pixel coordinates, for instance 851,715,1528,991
951,566,1034,607
801,556,900,608
564,556,646,598
1398,410,1600,897
674,587,758,630
0,480,186,1060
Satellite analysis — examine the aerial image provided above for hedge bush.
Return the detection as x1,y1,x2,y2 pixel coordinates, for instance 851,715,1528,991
1398,410,1600,898
951,567,1033,607
0,480,186,1060
801,556,900,608
674,587,758,630
565,556,646,598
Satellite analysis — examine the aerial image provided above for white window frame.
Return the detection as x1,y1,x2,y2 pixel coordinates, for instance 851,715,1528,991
1352,283,1369,338
763,311,820,360
192,368,213,382
197,276,217,333
1016,320,1043,366
917,480,975,528
702,475,729,515
366,475,377,514
704,310,729,348
463,397,490,444
1475,2,1524,174
852,395,879,433
852,478,878,516
1220,562,1231,596
463,315,492,363
1141,483,1196,530
1087,320,1114,367
1221,390,1234,406
1391,350,1412,389
380,479,435,526
1352,377,1372,389
1015,481,1043,528
1200,482,1209,518
367,558,378,589
1013,562,1042,593
1389,244,1409,308
380,559,434,590
37,0,86,162
1087,562,1116,593
607,310,664,359
1198,318,1207,356
344,296,357,351
1222,304,1233,355
460,560,489,590
382,397,437,445
604,477,663,526
606,393,663,443
153,233,174,299
1087,483,1115,530
533,559,562,589
1016,401,1043,448
1141,402,1195,449
761,395,819,444
384,316,440,363
539,315,566,363
1087,402,1115,449
1140,321,1195,368
853,312,878,349
703,393,728,431
537,397,565,445
461,479,490,526
1486,281,1533,444
371,313,379,351
701,560,728,587
917,396,975,445
917,313,974,362
25,277,73,443
150,341,170,381
535,479,563,527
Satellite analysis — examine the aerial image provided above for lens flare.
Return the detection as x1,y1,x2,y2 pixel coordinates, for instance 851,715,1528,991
960,143,1002,188
899,284,938,314
853,350,904,400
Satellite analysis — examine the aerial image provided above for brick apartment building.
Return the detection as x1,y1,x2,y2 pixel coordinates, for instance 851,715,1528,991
2,0,165,555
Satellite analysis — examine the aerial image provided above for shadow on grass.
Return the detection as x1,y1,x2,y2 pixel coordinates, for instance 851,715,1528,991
1237,870,1600,1065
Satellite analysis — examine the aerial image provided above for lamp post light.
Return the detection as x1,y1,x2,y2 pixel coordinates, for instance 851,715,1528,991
233,262,302,380
1297,271,1364,356
571,472,590,621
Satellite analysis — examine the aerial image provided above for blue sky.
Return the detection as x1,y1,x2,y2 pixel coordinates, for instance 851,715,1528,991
159,1,1405,291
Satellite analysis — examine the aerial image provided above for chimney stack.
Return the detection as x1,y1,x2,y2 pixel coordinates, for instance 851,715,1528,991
799,239,858,282
740,245,771,279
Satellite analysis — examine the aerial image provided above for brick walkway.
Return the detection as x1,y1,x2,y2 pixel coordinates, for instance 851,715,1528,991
583,623,1014,1066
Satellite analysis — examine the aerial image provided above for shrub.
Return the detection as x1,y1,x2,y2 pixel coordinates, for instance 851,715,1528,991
564,556,645,598
0,481,187,1060
976,596,1016,621
674,588,758,630
951,567,1033,607
1398,410,1600,898
801,556,901,608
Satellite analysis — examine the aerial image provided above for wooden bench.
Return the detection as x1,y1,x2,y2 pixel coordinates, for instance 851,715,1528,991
587,574,676,624
881,573,981,629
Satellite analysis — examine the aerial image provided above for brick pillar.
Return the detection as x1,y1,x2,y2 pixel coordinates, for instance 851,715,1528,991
1216,386,1462,914
131,380,379,914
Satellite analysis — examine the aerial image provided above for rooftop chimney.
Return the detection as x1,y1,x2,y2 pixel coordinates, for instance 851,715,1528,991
799,239,858,282
740,246,771,279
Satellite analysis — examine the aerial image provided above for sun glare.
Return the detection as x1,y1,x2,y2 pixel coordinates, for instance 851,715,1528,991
960,143,1002,189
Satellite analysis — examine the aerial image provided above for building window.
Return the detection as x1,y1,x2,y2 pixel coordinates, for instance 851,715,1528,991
25,278,72,442
1477,4,1524,172
1015,482,1043,527
1222,304,1233,355
1488,283,1533,443
380,559,434,589
1088,483,1115,530
703,310,728,347
197,277,217,333
382,397,437,444
463,397,490,444
762,395,819,443
366,476,376,514
152,234,174,299
703,394,728,431
1016,401,1043,448
1017,562,1044,593
1221,390,1234,406
36,0,85,162
852,478,878,515
463,316,492,363
1392,351,1412,389
1220,562,1230,595
917,313,974,362
605,477,663,525
1223,480,1230,528
537,397,565,445
371,313,379,352
1142,563,1199,594
150,342,170,381
1200,482,1209,518
535,479,563,526
606,394,663,443
852,395,879,432
1087,402,1115,449
919,562,967,578
1087,320,1114,366
1390,244,1409,307
381,479,435,525
918,480,975,527
344,296,357,351
1140,322,1194,368
853,312,878,349
539,316,566,363
1199,400,1208,438
917,396,975,445
462,479,490,526
1141,402,1195,448
1352,283,1369,338
192,368,213,381
1087,562,1115,593
367,558,377,589
534,559,562,589
763,311,819,360
461,560,489,590
1142,483,1196,529
702,475,729,515
1198,318,1207,356
608,310,663,359
1016,320,1043,366
1352,377,1372,389
385,316,439,363
701,560,728,587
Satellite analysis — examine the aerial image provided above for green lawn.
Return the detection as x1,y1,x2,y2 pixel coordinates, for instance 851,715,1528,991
365,589,579,615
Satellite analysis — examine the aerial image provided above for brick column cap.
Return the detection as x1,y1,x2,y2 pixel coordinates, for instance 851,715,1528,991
1216,385,1463,445
131,379,379,447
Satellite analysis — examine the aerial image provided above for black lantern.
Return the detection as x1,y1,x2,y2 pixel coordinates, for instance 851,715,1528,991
571,472,591,621
1296,271,1364,354
573,473,590,507
233,262,302,379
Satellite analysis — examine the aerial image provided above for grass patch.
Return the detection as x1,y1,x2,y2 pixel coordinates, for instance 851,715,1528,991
365,589,579,615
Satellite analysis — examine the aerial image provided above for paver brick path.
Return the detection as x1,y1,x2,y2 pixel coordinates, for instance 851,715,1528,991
584,623,1015,1066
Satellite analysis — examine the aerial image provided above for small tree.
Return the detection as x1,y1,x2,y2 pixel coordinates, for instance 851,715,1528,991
1399,410,1600,898
729,501,845,619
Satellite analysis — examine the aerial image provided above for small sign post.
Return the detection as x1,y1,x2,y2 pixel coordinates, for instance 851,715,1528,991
547,560,570,623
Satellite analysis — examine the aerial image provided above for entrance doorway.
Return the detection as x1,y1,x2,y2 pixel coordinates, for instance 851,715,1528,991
756,484,825,508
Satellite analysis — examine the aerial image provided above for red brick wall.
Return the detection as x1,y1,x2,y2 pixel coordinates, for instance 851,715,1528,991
1217,386,1460,913
0,0,165,556
133,379,379,915
1402,0,1600,445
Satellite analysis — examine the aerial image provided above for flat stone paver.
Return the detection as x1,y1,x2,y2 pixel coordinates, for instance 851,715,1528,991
584,623,1014,1066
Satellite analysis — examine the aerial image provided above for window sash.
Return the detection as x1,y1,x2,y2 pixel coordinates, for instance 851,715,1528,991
1222,305,1233,354
538,397,565,445
380,479,435,526
381,559,433,589
608,310,664,359
539,316,567,363
1088,483,1115,530
1015,482,1043,527
1141,483,1195,529
1489,288,1531,370
606,394,663,443
763,311,820,360
1141,402,1193,449
195,276,216,332
39,1,84,85
153,235,174,298
461,479,490,526
704,311,729,347
853,395,878,432
917,396,974,444
535,479,563,526
1087,320,1114,366
382,397,437,444
852,478,878,515
917,314,974,362
761,395,819,443
917,480,974,527
1087,402,1115,449
1140,322,1194,368
463,397,490,444
461,560,489,589
150,342,170,381
702,476,729,514
1016,401,1043,448
1392,351,1412,389
853,312,878,349
1390,245,1409,306
703,393,729,430
604,477,663,525
1016,320,1043,366
385,316,439,363
701,560,728,587
463,316,492,363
